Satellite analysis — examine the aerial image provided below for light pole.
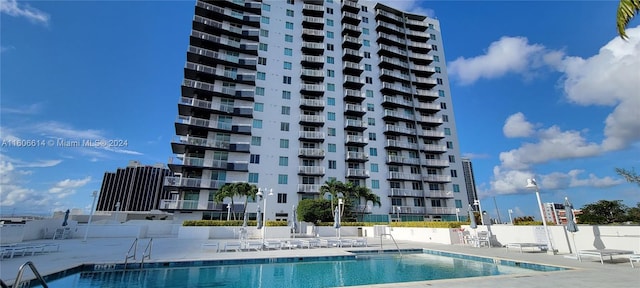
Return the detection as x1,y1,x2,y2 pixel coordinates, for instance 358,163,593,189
114,201,121,223
526,178,555,254
455,208,460,222
508,209,514,225
473,199,484,225
83,191,98,242
256,188,273,247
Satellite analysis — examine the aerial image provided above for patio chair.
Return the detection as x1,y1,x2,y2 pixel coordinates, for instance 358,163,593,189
629,253,640,268
476,231,490,247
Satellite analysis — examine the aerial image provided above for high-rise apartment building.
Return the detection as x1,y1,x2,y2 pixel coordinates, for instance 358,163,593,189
97,161,172,212
461,158,478,210
162,0,468,222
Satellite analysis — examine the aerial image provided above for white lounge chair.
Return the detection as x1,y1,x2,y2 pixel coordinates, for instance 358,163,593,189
505,243,548,253
201,242,219,252
264,240,282,250
222,242,242,252
629,254,640,268
244,241,263,251
578,249,634,264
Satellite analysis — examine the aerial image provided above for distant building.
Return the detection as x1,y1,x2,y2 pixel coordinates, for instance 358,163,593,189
461,158,478,210
97,161,172,212
543,202,582,224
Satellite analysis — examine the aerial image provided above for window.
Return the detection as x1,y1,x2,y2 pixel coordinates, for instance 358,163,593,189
438,90,445,97
371,180,380,189
362,28,369,35
284,48,293,56
361,6,368,12
254,102,264,112
368,132,376,140
446,141,453,149
286,0,294,4
363,40,370,47
283,76,291,84
328,128,336,136
326,7,333,14
365,77,372,84
327,31,334,38
327,56,334,64
435,67,441,73
450,169,458,177
366,90,374,98
328,160,337,169
448,155,455,163
328,143,336,152
250,154,260,164
256,72,266,80
327,83,335,91
369,147,377,156
437,78,443,85
326,44,334,51
432,45,438,51
327,97,335,106
453,184,460,192
282,90,291,99
364,64,372,71
362,16,368,23
433,55,440,62
326,19,334,26
444,128,451,135
260,29,269,37
455,200,463,209
429,23,434,29
281,106,291,115
367,103,374,111
370,163,379,172
279,156,288,166
367,117,375,126
258,57,267,65
253,119,263,128
285,22,294,29
363,52,371,58
278,193,287,203
280,139,289,148
442,115,449,122
248,173,259,183
430,33,437,40
285,34,293,42
391,198,402,206
286,9,294,17
261,16,270,24
251,136,261,146
327,69,335,77
280,122,290,131
283,61,292,70
278,174,288,184
414,198,424,207
328,112,336,121
262,3,270,11
259,43,268,51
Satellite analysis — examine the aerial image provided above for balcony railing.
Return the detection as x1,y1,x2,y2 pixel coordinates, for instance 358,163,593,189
346,151,368,161
346,169,369,177
299,148,325,157
388,189,423,197
163,176,226,189
426,190,454,198
345,135,367,144
427,207,457,215
385,140,419,150
422,175,452,182
384,125,416,135
173,135,230,149
391,206,426,214
297,184,321,193
298,166,325,174
299,131,325,139
388,172,422,181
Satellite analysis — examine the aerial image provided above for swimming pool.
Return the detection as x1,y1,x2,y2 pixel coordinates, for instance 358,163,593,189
39,251,565,288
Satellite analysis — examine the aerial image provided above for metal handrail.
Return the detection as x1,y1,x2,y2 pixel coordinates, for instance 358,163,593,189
140,238,153,268
380,233,402,256
13,261,48,288
124,238,138,270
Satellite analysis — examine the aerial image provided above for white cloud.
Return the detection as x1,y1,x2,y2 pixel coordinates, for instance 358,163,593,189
503,112,535,138
0,0,50,25
48,176,92,198
1,45,15,53
448,36,553,85
1,103,44,115
374,0,435,18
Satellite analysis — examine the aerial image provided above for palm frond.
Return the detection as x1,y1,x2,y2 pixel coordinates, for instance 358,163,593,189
617,0,640,39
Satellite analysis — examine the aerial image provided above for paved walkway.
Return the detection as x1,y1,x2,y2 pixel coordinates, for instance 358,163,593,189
1,236,638,287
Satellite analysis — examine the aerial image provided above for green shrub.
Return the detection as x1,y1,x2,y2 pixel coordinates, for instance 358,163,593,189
182,220,290,227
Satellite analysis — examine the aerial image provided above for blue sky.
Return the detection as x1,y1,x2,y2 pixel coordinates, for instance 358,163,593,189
1,0,638,221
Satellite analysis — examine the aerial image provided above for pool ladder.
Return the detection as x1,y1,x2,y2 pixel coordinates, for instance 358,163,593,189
10,261,49,288
379,233,402,256
124,238,153,270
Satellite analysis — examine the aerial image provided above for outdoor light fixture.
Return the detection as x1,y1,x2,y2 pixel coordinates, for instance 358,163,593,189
256,188,273,247
526,178,555,254
473,199,484,225
83,191,98,242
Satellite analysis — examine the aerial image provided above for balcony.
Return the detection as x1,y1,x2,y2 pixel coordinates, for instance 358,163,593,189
404,18,428,30
302,16,324,29
388,189,423,197
301,69,325,80
383,110,414,121
409,52,433,64
344,75,364,89
415,101,441,112
380,69,411,82
382,96,413,108
406,29,430,41
421,144,447,153
344,103,366,116
298,148,325,158
381,82,412,95
297,184,321,194
299,115,326,126
386,156,421,165
408,41,432,53
422,159,449,167
416,115,444,126
346,151,368,162
341,23,362,37
384,125,416,135
426,190,454,198
342,48,363,62
163,176,226,189
391,206,427,214
385,139,419,150
299,131,325,141
345,119,367,131
298,166,326,175
342,35,362,49
343,61,363,75
379,56,409,69
377,32,406,46
171,135,230,153
302,28,325,42
376,21,405,36
345,135,368,146
422,175,452,182
414,89,439,100
375,9,403,25
299,98,325,110
301,41,325,54
346,169,369,178
341,0,359,13
301,55,325,68
302,3,324,16
344,89,365,102
427,207,457,215
300,83,325,94
388,172,422,181
419,130,446,139
341,11,360,25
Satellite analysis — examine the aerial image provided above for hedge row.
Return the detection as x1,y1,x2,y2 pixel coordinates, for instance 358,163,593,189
183,220,464,228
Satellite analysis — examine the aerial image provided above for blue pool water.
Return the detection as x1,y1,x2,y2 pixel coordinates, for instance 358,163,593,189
42,252,563,288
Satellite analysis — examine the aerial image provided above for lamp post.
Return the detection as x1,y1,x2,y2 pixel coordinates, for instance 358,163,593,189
455,208,460,222
83,191,98,242
526,178,555,254
508,209,514,225
114,201,121,223
256,188,273,247
473,199,484,225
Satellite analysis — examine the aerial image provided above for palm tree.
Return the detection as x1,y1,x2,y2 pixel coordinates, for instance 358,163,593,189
236,182,258,219
214,183,239,220
617,0,640,39
319,179,346,213
349,185,381,217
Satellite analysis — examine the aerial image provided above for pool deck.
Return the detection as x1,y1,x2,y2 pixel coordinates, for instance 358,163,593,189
1,236,638,287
